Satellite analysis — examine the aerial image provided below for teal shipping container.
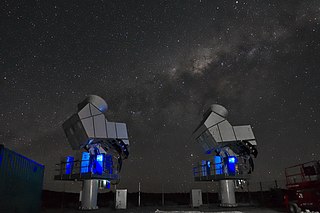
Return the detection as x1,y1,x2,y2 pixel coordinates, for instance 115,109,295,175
0,144,44,213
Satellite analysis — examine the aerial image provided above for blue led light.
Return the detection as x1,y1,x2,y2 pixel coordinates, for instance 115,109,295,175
99,106,106,112
95,154,104,175
228,156,236,164
105,154,113,174
227,156,238,175
97,154,103,162
66,156,74,175
214,156,223,175
81,152,90,173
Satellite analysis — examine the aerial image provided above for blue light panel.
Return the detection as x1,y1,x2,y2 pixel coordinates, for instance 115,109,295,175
206,161,211,175
228,156,236,164
105,154,113,174
81,152,90,173
214,156,223,175
201,160,207,176
227,156,238,175
65,156,74,175
95,154,104,175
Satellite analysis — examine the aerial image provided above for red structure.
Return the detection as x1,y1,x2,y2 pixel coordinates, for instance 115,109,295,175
284,160,320,212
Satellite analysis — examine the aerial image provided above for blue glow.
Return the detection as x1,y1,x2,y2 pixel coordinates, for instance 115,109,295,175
228,156,236,164
227,156,237,175
201,160,207,176
95,154,104,175
3,147,43,167
214,156,223,175
99,106,106,112
66,156,74,175
88,139,94,144
206,161,211,175
105,154,113,174
81,152,90,173
97,155,103,161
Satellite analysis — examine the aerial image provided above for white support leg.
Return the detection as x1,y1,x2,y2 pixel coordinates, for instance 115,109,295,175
219,179,237,207
80,180,99,210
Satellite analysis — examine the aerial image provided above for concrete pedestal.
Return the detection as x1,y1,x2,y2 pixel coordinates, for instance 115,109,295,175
80,180,99,210
219,179,237,207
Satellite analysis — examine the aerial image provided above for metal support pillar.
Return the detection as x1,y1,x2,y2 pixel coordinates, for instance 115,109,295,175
219,180,237,207
80,180,99,210
138,182,141,207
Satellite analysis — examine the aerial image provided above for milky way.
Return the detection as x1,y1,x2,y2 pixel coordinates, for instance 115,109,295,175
1,1,320,192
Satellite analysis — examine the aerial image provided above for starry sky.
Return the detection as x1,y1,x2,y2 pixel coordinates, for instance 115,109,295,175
1,0,320,192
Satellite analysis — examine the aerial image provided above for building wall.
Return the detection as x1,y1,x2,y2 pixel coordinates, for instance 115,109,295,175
0,145,44,213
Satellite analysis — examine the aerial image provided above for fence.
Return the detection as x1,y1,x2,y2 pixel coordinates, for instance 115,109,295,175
41,179,288,211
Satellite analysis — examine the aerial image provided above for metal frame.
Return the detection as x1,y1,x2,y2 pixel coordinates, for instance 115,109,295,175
193,161,249,181
285,160,320,189
54,159,119,182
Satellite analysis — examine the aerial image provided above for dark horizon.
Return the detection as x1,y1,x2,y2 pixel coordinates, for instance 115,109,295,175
1,0,320,192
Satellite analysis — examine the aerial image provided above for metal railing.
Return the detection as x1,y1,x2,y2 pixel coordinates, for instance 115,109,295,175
285,160,320,186
55,159,117,180
193,161,249,180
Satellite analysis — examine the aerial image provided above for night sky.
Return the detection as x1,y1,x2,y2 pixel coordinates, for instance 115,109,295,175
1,1,320,192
